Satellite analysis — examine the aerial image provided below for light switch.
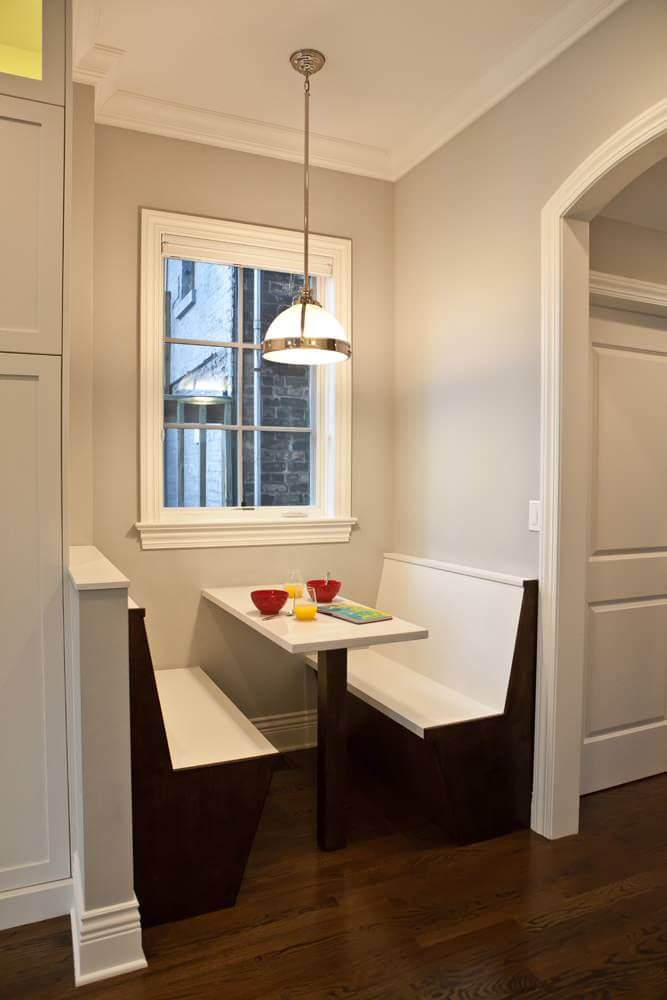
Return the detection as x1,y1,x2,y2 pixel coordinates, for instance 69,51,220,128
528,500,542,532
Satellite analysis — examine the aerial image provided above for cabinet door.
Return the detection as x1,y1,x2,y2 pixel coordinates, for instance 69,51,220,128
0,353,69,890
0,0,65,106
0,95,63,356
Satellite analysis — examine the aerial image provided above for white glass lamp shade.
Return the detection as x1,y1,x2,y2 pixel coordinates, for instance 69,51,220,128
262,301,351,365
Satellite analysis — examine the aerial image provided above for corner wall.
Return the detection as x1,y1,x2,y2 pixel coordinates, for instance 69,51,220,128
392,0,667,577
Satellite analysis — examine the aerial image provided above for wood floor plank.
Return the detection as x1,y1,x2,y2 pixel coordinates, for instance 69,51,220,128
2,755,667,999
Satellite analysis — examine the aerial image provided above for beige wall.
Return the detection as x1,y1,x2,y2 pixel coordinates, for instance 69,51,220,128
393,0,667,577
591,215,667,284
69,83,95,544
90,120,393,717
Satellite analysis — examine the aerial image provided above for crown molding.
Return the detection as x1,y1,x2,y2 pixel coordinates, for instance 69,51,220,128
86,86,393,180
389,0,629,179
74,0,627,182
73,42,124,111
590,269,667,317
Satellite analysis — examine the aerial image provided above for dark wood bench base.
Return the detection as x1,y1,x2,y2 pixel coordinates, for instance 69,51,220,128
347,580,538,844
129,608,277,926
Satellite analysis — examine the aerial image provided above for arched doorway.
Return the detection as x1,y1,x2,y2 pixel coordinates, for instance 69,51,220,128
535,98,667,840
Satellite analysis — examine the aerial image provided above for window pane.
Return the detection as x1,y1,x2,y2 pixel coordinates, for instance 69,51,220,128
242,350,312,428
242,269,305,343
243,430,312,507
164,428,238,507
165,258,238,342
165,343,237,424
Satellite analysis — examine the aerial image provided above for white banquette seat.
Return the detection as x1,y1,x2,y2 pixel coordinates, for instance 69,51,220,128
308,552,527,738
154,665,276,770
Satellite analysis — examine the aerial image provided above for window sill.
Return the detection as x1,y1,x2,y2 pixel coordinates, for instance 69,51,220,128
135,516,357,550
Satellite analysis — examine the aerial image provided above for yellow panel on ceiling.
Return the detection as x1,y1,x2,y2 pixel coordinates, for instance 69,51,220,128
0,0,42,80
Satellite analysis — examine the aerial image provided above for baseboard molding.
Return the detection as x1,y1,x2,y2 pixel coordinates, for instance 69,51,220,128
70,853,146,987
252,709,317,752
0,878,72,931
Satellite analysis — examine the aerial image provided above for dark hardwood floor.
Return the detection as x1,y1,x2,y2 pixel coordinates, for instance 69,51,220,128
3,752,667,999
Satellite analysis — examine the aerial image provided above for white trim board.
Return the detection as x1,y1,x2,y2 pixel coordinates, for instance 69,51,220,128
70,853,146,987
136,517,356,551
251,709,318,753
69,545,130,590
73,0,627,181
384,552,525,588
590,270,667,317
0,878,72,932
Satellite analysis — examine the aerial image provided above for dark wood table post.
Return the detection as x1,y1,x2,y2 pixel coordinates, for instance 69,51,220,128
317,647,347,850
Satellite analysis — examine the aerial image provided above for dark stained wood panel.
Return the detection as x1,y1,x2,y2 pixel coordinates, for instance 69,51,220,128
317,648,348,850
128,608,277,926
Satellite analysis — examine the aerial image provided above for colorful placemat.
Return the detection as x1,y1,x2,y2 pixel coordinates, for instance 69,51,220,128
316,603,393,625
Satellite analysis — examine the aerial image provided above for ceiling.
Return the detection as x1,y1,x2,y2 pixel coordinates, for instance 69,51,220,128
601,157,667,233
73,0,628,181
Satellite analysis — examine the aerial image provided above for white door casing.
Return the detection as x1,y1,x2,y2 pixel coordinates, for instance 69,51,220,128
582,307,667,793
0,353,69,891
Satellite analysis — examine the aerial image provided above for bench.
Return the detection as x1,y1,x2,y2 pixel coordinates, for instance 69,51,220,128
128,606,279,926
307,553,538,844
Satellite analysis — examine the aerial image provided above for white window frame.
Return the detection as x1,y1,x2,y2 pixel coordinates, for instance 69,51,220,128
137,209,354,549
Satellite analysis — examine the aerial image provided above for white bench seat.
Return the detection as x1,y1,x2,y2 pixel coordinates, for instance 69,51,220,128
307,649,498,737
154,666,277,770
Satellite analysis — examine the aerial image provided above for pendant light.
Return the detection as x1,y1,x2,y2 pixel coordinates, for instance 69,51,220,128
262,49,351,366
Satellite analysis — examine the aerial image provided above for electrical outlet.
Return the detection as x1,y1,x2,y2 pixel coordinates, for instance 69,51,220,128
528,500,542,532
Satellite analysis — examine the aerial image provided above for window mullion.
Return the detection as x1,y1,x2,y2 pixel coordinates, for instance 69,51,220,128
177,403,184,507
165,337,241,349
236,270,244,506
199,404,207,507
253,268,261,507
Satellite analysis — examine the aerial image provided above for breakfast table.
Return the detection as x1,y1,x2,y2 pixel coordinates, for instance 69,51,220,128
202,586,428,850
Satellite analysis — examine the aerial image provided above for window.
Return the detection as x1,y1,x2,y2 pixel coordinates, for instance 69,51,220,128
138,210,353,549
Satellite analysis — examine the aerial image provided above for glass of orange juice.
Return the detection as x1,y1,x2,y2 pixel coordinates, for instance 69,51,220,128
295,585,318,621
283,569,304,616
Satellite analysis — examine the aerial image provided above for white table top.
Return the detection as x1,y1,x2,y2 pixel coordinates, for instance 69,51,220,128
202,586,428,655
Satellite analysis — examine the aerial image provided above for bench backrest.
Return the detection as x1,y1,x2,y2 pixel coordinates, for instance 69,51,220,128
376,553,525,712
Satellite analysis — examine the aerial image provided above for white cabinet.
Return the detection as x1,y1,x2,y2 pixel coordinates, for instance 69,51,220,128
0,354,69,891
0,95,64,355
0,0,65,107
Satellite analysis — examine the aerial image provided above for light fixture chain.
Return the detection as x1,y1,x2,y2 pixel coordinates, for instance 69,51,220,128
303,72,310,293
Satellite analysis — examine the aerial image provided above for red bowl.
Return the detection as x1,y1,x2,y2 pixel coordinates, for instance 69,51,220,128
307,579,342,603
251,589,288,615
